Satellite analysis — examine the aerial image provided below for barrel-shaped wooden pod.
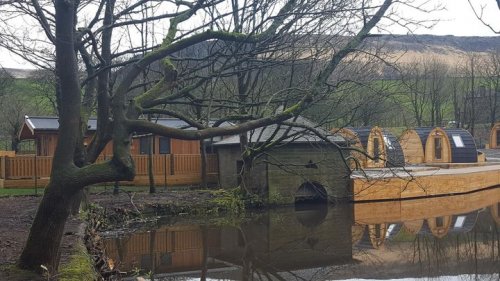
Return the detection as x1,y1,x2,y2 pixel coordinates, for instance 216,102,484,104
353,126,386,168
382,130,405,167
426,216,452,238
399,128,433,164
424,127,452,163
333,128,365,169
489,123,500,149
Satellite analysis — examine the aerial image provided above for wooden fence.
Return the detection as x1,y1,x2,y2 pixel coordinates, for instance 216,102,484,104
0,154,218,188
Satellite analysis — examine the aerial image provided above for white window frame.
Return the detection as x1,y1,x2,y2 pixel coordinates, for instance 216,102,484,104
452,134,465,148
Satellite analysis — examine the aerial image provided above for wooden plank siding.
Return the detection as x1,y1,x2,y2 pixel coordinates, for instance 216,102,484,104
0,154,218,188
352,165,500,201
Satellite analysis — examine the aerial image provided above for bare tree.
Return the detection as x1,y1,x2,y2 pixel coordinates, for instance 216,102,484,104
0,0,435,274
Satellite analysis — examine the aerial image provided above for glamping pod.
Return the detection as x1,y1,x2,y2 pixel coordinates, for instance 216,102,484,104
399,128,433,164
382,130,405,167
489,123,500,148
335,127,386,168
425,128,478,163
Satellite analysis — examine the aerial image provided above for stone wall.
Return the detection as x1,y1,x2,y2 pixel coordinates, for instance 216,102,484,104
217,143,350,203
266,144,350,204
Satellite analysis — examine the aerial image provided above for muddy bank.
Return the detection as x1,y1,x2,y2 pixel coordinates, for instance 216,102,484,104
0,196,84,280
88,189,245,229
0,189,243,280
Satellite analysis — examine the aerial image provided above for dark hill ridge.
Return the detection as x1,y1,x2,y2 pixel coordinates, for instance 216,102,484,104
366,34,500,53
4,35,499,75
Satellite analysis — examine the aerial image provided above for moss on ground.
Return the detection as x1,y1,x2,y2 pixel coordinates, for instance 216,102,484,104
58,244,97,281
0,264,43,281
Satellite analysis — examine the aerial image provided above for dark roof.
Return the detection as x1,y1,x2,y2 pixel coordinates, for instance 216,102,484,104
24,116,202,133
450,211,478,233
214,116,345,146
413,127,434,148
348,127,372,148
445,128,478,163
383,130,405,167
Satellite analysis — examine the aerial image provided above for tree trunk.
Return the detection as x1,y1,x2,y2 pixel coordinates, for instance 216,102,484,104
18,182,75,272
200,140,208,189
148,134,155,193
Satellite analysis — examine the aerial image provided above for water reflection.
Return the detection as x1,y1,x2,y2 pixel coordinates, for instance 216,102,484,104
103,188,500,280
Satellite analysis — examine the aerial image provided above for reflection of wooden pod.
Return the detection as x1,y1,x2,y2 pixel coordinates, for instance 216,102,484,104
489,123,500,149
367,224,387,249
402,220,424,234
490,203,500,225
426,216,452,238
351,224,365,244
399,128,432,164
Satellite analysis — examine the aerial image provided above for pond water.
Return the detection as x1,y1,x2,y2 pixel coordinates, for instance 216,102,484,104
102,188,500,281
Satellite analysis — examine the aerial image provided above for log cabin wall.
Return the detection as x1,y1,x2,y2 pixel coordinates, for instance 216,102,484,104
130,136,200,155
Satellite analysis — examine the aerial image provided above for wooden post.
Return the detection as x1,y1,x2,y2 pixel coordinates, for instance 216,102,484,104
164,153,168,190
170,153,175,175
0,156,5,179
34,154,38,195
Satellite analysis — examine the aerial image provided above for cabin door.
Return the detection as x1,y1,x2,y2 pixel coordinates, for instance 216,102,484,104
434,137,442,160
373,138,380,163
496,130,500,147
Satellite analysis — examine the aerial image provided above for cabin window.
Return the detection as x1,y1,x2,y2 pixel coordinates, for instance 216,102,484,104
139,137,153,155
434,138,442,160
436,217,444,227
159,137,171,154
373,138,380,163
452,134,465,148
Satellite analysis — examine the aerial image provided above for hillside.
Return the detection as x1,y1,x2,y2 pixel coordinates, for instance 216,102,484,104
364,34,500,66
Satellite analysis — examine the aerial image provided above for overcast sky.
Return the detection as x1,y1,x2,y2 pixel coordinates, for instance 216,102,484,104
0,0,498,69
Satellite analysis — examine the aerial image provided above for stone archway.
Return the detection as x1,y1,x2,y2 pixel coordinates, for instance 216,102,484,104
295,181,328,204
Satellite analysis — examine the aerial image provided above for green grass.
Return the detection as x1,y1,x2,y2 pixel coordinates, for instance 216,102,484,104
0,184,184,197
0,188,44,197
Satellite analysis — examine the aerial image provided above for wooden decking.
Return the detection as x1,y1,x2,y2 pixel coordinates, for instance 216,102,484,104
352,164,500,201
0,154,218,188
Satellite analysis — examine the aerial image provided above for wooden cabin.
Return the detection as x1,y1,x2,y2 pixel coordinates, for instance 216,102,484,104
18,116,200,156
399,128,433,164
334,127,386,168
215,116,350,203
400,127,478,164
489,123,500,148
